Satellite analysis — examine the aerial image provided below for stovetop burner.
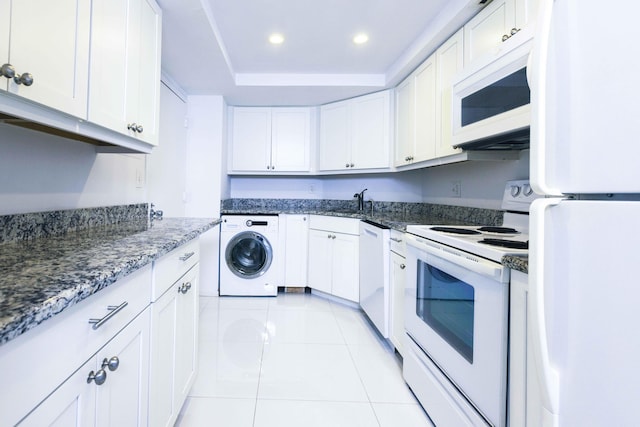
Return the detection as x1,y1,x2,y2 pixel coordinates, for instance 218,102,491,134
479,238,529,249
430,226,481,235
477,226,519,234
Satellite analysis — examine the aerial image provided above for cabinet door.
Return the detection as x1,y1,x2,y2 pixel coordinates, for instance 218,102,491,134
149,283,179,427
389,251,407,357
307,229,333,294
175,265,199,410
132,0,161,145
18,358,95,427
394,77,415,166
463,0,515,66
88,0,131,134
350,91,391,170
283,215,309,287
271,108,311,172
7,0,90,117
319,101,350,171
413,56,437,162
331,233,359,303
435,29,464,158
95,308,150,427
230,108,272,172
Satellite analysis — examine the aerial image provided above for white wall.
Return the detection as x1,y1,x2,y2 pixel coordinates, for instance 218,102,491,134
146,83,188,217
0,124,145,215
184,95,227,296
228,150,529,209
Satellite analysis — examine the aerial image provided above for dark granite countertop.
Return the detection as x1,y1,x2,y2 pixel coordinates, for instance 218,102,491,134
0,217,220,345
221,200,504,231
502,255,529,274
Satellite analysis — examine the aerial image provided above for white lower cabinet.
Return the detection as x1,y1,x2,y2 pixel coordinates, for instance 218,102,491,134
20,308,151,427
0,239,201,426
283,214,309,287
149,241,200,427
389,230,407,356
307,215,360,303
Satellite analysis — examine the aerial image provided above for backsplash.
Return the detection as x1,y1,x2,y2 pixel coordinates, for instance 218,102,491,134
0,204,149,244
221,198,503,225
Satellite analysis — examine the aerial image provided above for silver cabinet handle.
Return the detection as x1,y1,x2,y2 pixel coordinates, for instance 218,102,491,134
14,73,33,86
390,237,403,243
88,301,128,330
102,356,120,372
179,281,192,294
1,63,15,78
127,123,143,133
179,251,195,261
345,163,350,168
400,264,406,270
87,369,107,385
1,64,34,86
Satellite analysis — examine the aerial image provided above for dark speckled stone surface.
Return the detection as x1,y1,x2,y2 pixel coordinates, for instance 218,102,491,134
502,255,528,274
0,206,219,346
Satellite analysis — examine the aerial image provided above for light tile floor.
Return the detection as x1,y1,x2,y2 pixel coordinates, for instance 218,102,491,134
175,292,434,427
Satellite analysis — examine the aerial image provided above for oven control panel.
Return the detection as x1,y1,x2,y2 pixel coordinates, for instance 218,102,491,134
501,180,540,212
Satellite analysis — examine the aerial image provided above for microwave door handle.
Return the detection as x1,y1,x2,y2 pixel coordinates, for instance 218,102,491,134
407,236,503,281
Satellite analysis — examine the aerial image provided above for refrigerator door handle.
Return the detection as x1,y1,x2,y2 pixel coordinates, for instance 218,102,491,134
530,0,562,197
530,198,561,426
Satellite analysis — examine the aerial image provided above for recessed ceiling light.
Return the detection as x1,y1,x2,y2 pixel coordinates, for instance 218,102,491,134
353,33,369,45
269,33,284,45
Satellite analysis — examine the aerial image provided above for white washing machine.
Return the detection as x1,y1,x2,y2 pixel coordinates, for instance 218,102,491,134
219,215,281,296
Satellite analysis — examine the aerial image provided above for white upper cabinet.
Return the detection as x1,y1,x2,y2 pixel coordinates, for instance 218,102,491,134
435,29,464,158
0,0,90,118
229,107,312,174
89,0,162,145
319,90,391,172
464,0,537,68
395,29,464,166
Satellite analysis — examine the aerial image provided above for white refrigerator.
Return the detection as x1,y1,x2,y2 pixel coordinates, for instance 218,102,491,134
528,0,640,426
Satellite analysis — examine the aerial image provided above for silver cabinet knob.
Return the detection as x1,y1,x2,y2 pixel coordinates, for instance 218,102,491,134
87,369,107,385
128,123,138,132
102,356,120,372
350,163,354,167
135,124,143,133
13,72,33,86
502,34,510,42
511,27,520,35
1,63,15,79
345,163,350,168
179,282,192,294
400,264,406,270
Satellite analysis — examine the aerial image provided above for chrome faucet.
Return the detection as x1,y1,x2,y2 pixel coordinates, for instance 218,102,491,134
354,188,367,211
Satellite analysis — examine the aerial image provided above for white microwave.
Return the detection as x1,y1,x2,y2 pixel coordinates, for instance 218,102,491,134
452,28,534,150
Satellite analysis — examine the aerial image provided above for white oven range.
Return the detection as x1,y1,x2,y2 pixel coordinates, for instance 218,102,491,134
402,180,537,426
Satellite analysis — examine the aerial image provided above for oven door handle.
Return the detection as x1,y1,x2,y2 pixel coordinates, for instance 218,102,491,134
405,234,505,282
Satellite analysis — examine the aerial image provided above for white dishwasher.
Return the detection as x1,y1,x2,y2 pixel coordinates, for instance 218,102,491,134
359,220,390,338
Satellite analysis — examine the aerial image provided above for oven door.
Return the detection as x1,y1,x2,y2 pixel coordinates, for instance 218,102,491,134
404,233,508,426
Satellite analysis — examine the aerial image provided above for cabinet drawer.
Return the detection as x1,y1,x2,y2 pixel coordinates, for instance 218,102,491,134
152,239,200,301
390,230,406,256
309,215,360,235
0,265,152,426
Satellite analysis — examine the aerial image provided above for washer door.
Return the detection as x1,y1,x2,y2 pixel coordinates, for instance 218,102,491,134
225,231,273,278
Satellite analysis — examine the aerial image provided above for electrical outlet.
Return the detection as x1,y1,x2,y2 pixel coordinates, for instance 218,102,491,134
450,181,461,197
135,167,145,188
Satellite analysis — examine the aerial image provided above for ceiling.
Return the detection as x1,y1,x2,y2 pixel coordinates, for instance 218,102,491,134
157,0,485,106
